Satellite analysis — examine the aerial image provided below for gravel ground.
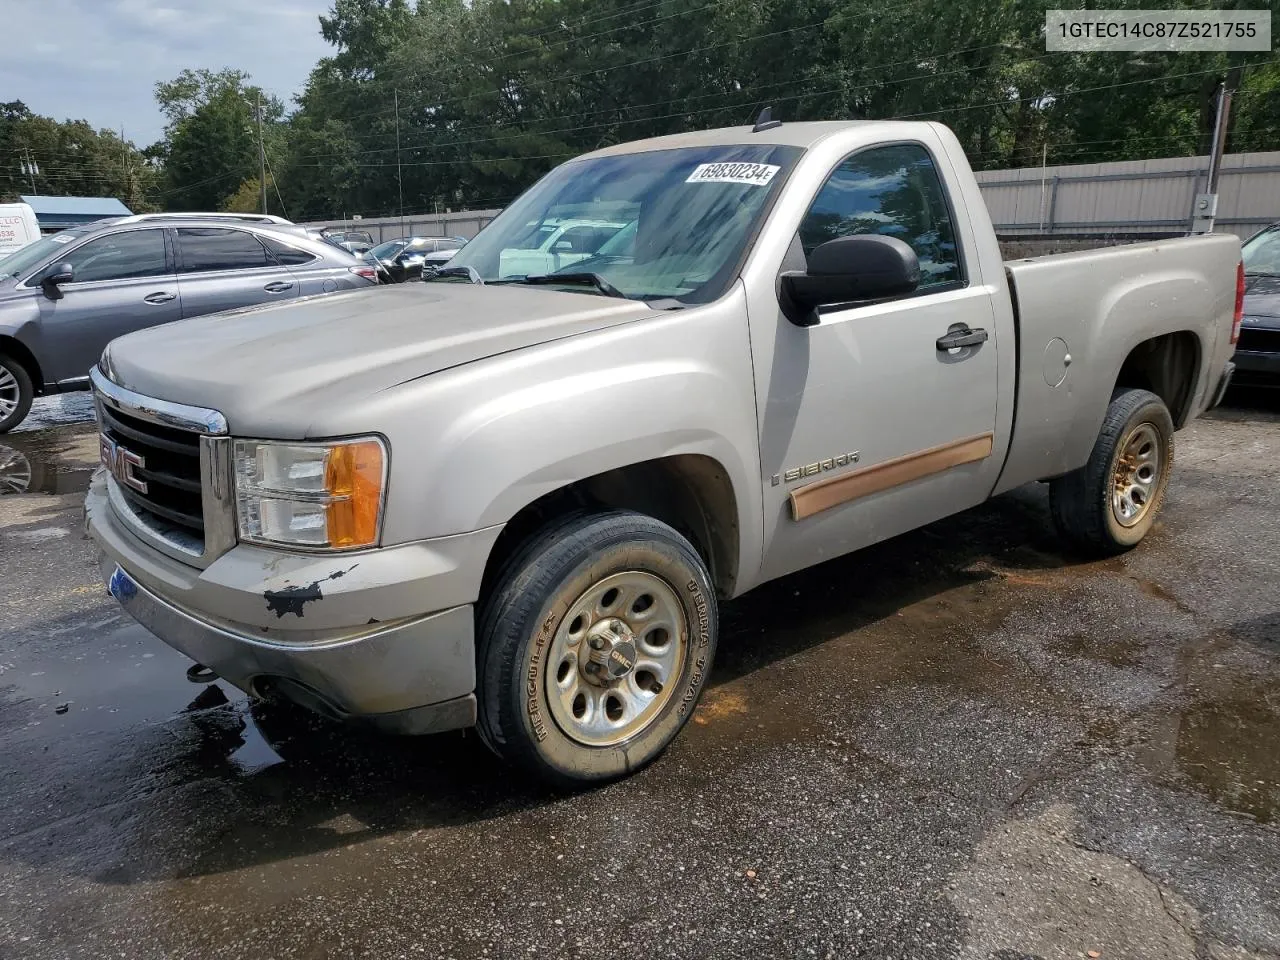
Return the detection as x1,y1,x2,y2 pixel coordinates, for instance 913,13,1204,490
0,391,1277,960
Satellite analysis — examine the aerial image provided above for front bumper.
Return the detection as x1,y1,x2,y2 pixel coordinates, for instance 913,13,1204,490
86,472,501,734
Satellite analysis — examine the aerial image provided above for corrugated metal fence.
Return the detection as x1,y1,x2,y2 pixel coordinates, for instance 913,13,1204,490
302,210,501,244
975,150,1280,240
303,150,1280,243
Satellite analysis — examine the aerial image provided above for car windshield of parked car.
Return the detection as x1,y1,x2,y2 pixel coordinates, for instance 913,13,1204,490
446,144,803,303
0,229,89,279
1243,227,1280,276
369,240,407,260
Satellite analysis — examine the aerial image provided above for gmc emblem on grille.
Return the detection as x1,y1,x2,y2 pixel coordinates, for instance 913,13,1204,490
99,433,148,494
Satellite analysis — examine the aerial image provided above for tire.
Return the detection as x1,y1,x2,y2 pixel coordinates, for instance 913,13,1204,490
476,510,718,786
1050,388,1174,555
0,354,34,434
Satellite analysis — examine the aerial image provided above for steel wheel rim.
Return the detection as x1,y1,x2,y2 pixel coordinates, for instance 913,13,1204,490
1111,422,1163,527
0,365,19,420
544,570,688,747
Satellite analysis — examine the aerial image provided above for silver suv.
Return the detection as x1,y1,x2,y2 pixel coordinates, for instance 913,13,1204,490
0,217,377,431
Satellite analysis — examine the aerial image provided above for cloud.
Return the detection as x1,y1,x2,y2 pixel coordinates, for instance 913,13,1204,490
0,0,333,148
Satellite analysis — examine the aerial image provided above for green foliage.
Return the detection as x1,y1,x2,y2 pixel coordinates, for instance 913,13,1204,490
16,0,1280,219
266,0,1280,219
154,68,284,212
0,99,159,209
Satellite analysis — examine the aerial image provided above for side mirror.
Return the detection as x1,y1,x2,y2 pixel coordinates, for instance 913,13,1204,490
554,240,573,252
779,235,920,326
40,262,75,301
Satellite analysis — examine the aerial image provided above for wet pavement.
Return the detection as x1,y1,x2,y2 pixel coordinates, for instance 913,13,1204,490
1,392,1278,959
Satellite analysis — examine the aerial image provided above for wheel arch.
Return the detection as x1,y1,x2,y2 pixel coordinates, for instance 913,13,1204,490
479,453,742,607
0,335,44,394
1112,330,1202,428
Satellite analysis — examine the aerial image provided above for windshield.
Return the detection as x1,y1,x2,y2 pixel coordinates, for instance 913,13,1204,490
1243,226,1280,276
447,143,802,302
0,230,88,279
369,240,407,260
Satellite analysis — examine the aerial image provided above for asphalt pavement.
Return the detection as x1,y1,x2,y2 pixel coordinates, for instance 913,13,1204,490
0,391,1277,960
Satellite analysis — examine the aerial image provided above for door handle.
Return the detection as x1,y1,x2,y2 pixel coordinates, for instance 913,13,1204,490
264,281,294,293
936,327,989,351
143,292,176,304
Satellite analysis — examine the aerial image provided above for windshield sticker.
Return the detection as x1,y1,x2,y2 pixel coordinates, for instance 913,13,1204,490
50,234,75,243
685,162,780,187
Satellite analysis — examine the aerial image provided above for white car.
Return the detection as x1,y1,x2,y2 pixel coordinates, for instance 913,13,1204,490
495,219,628,278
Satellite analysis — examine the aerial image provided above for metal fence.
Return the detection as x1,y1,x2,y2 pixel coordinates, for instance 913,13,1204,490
301,210,501,244
301,150,1280,244
975,150,1280,240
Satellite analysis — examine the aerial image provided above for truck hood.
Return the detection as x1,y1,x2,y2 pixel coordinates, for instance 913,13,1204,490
1243,274,1280,324
103,282,660,436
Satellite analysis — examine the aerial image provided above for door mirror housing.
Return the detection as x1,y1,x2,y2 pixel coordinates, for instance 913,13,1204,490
40,262,75,300
779,235,920,326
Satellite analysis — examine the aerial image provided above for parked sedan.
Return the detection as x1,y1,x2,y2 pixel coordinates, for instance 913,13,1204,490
320,228,376,255
0,218,377,432
367,236,468,282
416,236,471,272
1234,222,1280,387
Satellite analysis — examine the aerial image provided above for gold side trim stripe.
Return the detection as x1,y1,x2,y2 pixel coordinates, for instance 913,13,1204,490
789,432,995,521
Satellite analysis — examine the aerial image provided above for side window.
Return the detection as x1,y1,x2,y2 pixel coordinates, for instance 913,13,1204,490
799,143,963,290
177,228,272,272
58,230,167,283
261,236,318,266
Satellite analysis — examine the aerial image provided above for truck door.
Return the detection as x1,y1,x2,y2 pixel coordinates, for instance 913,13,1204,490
755,142,1002,583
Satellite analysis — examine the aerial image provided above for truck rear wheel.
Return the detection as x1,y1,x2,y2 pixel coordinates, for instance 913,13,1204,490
0,354,34,434
476,510,717,786
1050,388,1174,554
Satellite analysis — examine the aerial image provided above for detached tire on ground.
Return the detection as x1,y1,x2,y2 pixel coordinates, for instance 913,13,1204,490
477,510,718,786
1050,387,1174,554
0,354,34,434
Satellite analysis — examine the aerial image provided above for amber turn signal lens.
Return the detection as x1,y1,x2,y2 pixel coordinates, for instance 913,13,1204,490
324,440,385,548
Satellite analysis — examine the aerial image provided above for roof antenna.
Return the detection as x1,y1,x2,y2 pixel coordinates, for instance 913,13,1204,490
752,106,783,133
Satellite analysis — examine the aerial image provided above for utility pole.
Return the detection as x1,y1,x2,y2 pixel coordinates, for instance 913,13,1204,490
20,147,37,193
256,91,267,214
1192,81,1234,234
120,125,129,202
394,88,404,235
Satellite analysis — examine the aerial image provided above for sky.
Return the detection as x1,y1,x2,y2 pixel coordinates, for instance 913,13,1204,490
2,0,334,148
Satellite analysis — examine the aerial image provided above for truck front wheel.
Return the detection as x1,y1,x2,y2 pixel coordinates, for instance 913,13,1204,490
1050,387,1174,554
476,511,718,786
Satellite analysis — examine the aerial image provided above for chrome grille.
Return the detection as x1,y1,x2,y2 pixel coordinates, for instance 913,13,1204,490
90,366,235,569
99,404,204,534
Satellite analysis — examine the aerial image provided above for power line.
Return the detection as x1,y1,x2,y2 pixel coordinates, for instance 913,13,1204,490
289,41,1017,165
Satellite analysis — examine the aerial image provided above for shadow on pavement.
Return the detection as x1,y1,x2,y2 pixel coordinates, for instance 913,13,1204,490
2,464,1100,884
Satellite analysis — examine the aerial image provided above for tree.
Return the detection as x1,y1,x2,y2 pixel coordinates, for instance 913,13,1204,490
0,100,157,208
154,68,282,211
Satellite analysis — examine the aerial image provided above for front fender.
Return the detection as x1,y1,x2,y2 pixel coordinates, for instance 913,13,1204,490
368,286,765,593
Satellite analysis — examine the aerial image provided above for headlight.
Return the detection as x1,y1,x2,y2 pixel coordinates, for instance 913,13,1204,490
234,438,387,550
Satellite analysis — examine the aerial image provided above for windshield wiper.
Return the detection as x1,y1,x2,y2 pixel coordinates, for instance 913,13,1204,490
520,272,628,299
424,265,484,284
1245,270,1280,278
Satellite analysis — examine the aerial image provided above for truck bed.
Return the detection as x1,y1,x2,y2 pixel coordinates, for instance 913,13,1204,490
993,233,1240,495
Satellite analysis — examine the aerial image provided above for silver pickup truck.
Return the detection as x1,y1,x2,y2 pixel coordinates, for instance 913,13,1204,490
86,120,1241,784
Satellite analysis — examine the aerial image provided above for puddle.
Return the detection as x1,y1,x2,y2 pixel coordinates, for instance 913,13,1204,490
0,427,97,496
1176,682,1280,824
1049,631,1145,667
